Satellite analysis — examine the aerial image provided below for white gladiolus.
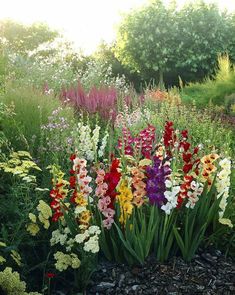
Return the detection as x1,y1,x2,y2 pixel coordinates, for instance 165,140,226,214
161,183,180,215
98,131,109,158
72,122,108,161
216,158,231,217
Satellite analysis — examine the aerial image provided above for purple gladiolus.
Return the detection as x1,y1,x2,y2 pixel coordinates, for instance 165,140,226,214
146,157,171,206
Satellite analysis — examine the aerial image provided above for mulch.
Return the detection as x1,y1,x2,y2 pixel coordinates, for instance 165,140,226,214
87,248,235,295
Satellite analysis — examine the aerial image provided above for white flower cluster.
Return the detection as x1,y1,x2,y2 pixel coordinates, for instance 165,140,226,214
75,225,101,254
72,122,108,161
161,180,180,214
186,181,203,209
50,227,74,252
216,158,231,217
77,123,93,160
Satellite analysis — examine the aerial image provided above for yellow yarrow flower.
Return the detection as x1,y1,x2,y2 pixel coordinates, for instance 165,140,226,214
36,200,52,229
29,213,37,223
0,267,26,293
38,214,50,229
26,223,40,236
54,252,81,272
37,200,52,219
10,250,21,266
0,256,6,264
70,253,81,269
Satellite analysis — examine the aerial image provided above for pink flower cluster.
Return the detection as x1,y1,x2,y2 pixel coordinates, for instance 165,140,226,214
61,83,118,120
70,156,92,200
95,169,115,229
118,125,156,159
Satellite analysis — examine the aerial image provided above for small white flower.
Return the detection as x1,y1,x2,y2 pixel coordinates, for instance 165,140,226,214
161,203,173,215
165,179,172,188
88,225,101,235
75,206,86,215
75,230,89,244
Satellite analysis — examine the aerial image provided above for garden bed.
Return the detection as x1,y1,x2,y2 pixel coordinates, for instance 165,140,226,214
87,250,235,295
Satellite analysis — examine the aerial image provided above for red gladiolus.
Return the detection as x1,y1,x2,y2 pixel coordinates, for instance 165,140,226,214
69,176,76,188
181,130,188,139
103,158,121,209
177,175,194,208
180,141,190,152
183,163,193,174
183,153,192,163
193,147,199,154
51,211,63,222
163,121,175,148
118,125,156,159
70,154,76,161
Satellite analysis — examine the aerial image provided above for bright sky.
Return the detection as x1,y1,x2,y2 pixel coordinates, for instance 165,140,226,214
1,0,235,54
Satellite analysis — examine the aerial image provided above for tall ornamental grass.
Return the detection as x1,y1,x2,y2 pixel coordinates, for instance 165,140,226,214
0,83,74,156
182,55,235,113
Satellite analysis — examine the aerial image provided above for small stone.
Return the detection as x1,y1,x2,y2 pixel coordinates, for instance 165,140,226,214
196,285,205,291
173,276,181,281
118,274,125,288
96,282,115,291
132,285,139,291
201,253,217,264
215,250,222,256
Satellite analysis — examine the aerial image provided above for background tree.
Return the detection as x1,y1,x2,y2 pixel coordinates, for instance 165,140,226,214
0,19,59,55
173,1,235,83
93,41,142,89
114,0,235,87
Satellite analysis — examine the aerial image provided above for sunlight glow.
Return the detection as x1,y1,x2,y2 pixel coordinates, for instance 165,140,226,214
1,0,235,53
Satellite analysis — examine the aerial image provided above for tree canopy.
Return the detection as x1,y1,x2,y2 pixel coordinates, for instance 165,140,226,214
114,0,235,86
0,20,59,55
